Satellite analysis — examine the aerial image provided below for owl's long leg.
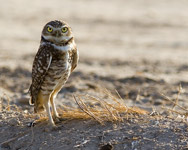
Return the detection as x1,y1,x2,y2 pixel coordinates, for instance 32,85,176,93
50,92,59,118
50,85,63,119
42,94,55,126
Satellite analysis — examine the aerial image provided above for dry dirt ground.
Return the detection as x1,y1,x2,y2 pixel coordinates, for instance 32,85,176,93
1,0,188,149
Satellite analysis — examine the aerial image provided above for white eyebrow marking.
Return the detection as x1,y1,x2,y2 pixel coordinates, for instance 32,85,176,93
42,35,71,42
46,25,68,31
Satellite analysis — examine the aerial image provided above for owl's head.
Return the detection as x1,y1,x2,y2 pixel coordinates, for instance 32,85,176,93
41,20,73,45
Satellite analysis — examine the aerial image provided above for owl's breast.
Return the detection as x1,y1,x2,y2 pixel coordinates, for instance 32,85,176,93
40,51,71,94
50,51,71,79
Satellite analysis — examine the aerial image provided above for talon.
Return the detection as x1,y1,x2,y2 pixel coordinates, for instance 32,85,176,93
53,115,66,123
51,125,62,131
44,124,62,132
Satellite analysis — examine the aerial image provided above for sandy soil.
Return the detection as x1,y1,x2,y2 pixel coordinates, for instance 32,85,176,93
1,0,188,149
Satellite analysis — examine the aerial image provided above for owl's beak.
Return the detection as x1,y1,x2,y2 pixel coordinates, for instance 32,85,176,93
54,30,61,37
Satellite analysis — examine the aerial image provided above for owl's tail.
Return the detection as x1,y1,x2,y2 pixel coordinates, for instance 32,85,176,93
29,98,34,105
29,96,44,113
34,103,45,113
34,91,45,113
28,85,35,105
28,85,45,112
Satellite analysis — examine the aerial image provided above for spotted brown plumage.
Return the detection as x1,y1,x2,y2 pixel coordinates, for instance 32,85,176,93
29,20,79,126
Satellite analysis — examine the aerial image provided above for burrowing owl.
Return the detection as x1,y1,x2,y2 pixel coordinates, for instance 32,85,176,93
29,20,79,126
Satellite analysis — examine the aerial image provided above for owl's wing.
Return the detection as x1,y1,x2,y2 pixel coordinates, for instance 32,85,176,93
29,44,52,104
71,46,79,72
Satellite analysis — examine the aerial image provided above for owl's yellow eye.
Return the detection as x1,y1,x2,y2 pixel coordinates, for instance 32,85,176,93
62,27,68,33
47,27,53,32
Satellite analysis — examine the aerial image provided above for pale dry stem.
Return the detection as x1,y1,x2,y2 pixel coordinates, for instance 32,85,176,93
161,93,187,112
172,84,182,110
160,86,188,121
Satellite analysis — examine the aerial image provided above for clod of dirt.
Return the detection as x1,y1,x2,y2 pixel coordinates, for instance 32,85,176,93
8,118,20,126
100,143,114,150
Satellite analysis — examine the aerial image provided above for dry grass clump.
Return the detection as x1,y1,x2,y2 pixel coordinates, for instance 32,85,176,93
59,90,148,124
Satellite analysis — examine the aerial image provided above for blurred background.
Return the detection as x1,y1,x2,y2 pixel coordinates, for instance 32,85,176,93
1,1,188,149
1,0,188,108
1,0,188,64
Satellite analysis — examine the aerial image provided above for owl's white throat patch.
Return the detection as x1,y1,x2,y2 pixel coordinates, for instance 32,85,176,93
52,43,74,52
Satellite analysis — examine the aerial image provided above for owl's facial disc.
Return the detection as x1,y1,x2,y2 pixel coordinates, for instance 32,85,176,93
42,25,73,45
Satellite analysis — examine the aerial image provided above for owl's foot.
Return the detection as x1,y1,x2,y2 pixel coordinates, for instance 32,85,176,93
44,124,62,132
53,115,66,123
